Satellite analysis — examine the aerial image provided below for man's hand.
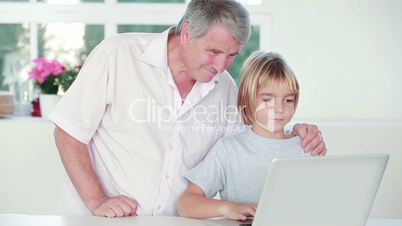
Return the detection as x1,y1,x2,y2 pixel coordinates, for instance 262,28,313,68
291,123,327,156
88,195,139,218
222,202,257,220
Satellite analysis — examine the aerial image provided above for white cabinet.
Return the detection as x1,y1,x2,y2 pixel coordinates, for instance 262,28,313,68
0,117,63,214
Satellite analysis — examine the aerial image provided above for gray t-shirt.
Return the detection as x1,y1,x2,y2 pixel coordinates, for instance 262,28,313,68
185,128,309,203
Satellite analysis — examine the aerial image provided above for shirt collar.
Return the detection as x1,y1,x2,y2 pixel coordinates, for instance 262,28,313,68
138,27,173,70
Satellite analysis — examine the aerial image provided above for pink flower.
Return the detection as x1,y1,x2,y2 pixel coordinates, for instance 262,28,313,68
50,59,65,75
28,58,65,84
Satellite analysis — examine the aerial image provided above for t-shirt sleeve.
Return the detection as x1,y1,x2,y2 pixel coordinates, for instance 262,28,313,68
48,41,114,144
184,140,227,198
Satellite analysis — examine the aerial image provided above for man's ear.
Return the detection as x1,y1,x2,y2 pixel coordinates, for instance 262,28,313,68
180,22,191,44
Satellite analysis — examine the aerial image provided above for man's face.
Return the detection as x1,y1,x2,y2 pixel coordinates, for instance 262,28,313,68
182,23,241,83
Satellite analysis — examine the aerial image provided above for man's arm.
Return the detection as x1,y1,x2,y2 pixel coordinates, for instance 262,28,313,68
291,123,327,156
54,126,138,217
177,183,256,220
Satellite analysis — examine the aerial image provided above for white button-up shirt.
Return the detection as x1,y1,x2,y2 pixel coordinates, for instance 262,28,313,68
49,28,242,216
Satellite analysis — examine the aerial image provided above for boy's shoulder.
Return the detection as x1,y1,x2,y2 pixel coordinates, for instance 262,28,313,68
219,129,249,143
215,129,250,152
208,130,250,160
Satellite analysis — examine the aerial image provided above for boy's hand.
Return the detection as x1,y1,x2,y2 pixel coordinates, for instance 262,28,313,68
222,202,257,220
291,123,327,156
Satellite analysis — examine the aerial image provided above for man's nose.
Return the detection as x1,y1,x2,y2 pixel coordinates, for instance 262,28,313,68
213,55,230,73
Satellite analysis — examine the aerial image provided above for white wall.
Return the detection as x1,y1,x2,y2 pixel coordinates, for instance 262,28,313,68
261,0,402,218
262,0,402,120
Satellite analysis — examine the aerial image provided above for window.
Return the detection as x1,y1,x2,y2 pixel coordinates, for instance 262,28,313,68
37,23,104,66
0,0,270,110
0,23,30,96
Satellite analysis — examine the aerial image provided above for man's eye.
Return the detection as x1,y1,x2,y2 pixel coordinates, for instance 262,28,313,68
286,99,294,103
263,98,272,102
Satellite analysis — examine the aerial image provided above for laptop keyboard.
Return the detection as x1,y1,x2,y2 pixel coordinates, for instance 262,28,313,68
238,218,253,226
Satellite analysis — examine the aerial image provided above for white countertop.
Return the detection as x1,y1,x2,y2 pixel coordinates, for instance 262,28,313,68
0,214,401,226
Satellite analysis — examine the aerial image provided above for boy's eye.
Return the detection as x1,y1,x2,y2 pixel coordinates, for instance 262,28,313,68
263,97,272,102
286,99,294,103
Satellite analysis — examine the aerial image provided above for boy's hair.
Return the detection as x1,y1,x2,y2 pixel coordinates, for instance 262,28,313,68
176,0,250,45
237,51,300,125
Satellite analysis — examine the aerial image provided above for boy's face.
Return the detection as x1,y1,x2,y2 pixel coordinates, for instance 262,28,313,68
252,83,297,138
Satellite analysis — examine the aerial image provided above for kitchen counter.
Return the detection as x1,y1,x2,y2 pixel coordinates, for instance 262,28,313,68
0,214,402,226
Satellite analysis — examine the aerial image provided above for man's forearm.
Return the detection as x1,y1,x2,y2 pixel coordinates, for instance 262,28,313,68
54,126,106,212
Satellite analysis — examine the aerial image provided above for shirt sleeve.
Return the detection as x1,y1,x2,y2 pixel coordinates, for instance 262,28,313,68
184,140,227,198
48,41,115,144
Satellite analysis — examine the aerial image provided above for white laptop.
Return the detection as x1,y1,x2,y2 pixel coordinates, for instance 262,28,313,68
211,154,389,226
251,154,389,226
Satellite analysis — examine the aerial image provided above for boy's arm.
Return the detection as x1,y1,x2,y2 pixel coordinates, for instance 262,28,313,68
177,183,257,220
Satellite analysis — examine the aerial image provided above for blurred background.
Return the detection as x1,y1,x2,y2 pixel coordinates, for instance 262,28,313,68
0,0,401,218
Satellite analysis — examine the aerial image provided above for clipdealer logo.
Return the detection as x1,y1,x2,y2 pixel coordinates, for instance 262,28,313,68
128,98,240,129
254,100,276,133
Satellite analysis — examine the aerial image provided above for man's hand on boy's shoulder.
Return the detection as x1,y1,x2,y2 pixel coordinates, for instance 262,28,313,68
291,123,327,156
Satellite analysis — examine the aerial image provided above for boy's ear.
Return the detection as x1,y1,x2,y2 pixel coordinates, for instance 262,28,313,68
180,22,191,44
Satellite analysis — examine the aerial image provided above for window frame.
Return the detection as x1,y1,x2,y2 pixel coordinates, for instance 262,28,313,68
0,0,271,60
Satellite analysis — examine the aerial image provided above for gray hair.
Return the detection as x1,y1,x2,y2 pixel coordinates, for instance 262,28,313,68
176,0,251,45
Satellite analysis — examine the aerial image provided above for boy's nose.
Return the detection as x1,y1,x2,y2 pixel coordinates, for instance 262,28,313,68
274,101,284,113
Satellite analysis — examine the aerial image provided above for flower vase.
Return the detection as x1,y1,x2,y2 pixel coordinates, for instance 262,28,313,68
39,94,61,119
